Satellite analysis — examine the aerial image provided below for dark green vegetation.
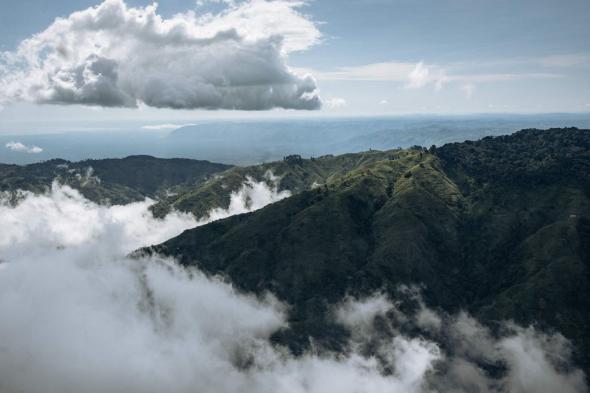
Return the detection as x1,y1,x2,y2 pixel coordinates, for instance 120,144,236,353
0,155,231,204
151,150,399,218
144,128,590,370
6,114,590,166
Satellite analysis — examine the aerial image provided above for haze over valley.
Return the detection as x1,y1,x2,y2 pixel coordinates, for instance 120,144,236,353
3,114,590,165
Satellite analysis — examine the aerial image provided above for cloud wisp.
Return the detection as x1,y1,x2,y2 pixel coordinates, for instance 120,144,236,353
0,0,321,111
5,141,43,154
297,57,566,98
335,292,587,393
0,183,586,393
141,123,197,130
203,173,291,223
324,97,347,109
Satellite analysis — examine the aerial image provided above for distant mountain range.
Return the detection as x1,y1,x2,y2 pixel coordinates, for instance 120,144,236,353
3,114,590,165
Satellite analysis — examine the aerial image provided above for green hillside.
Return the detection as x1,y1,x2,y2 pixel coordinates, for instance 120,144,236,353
0,155,231,204
150,149,399,218
143,128,590,370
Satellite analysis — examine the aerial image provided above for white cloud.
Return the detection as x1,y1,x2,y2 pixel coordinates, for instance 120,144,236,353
379,99,388,105
0,0,321,110
0,183,585,393
336,293,393,331
198,0,321,54
539,53,590,68
294,61,446,88
336,295,587,393
499,327,587,393
5,141,43,154
305,62,415,82
203,172,291,222
460,83,475,99
407,62,432,89
141,123,196,130
449,72,561,83
324,97,347,109
0,183,197,252
300,60,562,92
196,0,236,7
457,53,590,70
0,183,438,393
0,184,283,393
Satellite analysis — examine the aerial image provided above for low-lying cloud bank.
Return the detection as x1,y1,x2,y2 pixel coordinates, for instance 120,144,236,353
0,184,586,393
336,293,587,393
0,0,321,110
5,141,43,154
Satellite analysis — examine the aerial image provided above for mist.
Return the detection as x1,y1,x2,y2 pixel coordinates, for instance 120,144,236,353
0,184,586,393
201,173,291,223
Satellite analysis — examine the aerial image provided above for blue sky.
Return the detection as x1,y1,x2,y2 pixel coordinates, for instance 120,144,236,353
0,0,589,133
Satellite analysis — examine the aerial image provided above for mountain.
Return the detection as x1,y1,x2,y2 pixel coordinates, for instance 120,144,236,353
0,155,231,205
151,149,400,219
142,128,590,370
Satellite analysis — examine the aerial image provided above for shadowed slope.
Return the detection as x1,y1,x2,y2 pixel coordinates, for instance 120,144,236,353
0,155,232,204
144,128,590,370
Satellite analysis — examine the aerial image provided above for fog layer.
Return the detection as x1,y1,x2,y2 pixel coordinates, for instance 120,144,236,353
0,184,586,393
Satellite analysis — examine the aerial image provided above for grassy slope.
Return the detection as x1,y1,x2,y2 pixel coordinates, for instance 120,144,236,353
151,150,400,218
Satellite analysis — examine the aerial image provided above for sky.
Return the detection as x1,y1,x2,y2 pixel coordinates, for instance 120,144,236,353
0,0,589,133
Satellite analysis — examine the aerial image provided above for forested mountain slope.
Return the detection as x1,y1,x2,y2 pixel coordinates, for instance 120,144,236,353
144,128,590,370
0,155,231,204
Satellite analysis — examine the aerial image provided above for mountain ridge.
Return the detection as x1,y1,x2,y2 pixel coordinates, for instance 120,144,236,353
141,127,590,371
0,155,232,205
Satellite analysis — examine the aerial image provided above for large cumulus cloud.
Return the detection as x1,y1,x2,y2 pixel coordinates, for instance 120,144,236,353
0,0,321,110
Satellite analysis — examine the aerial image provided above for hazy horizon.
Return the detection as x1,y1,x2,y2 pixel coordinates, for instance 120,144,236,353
3,113,590,165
